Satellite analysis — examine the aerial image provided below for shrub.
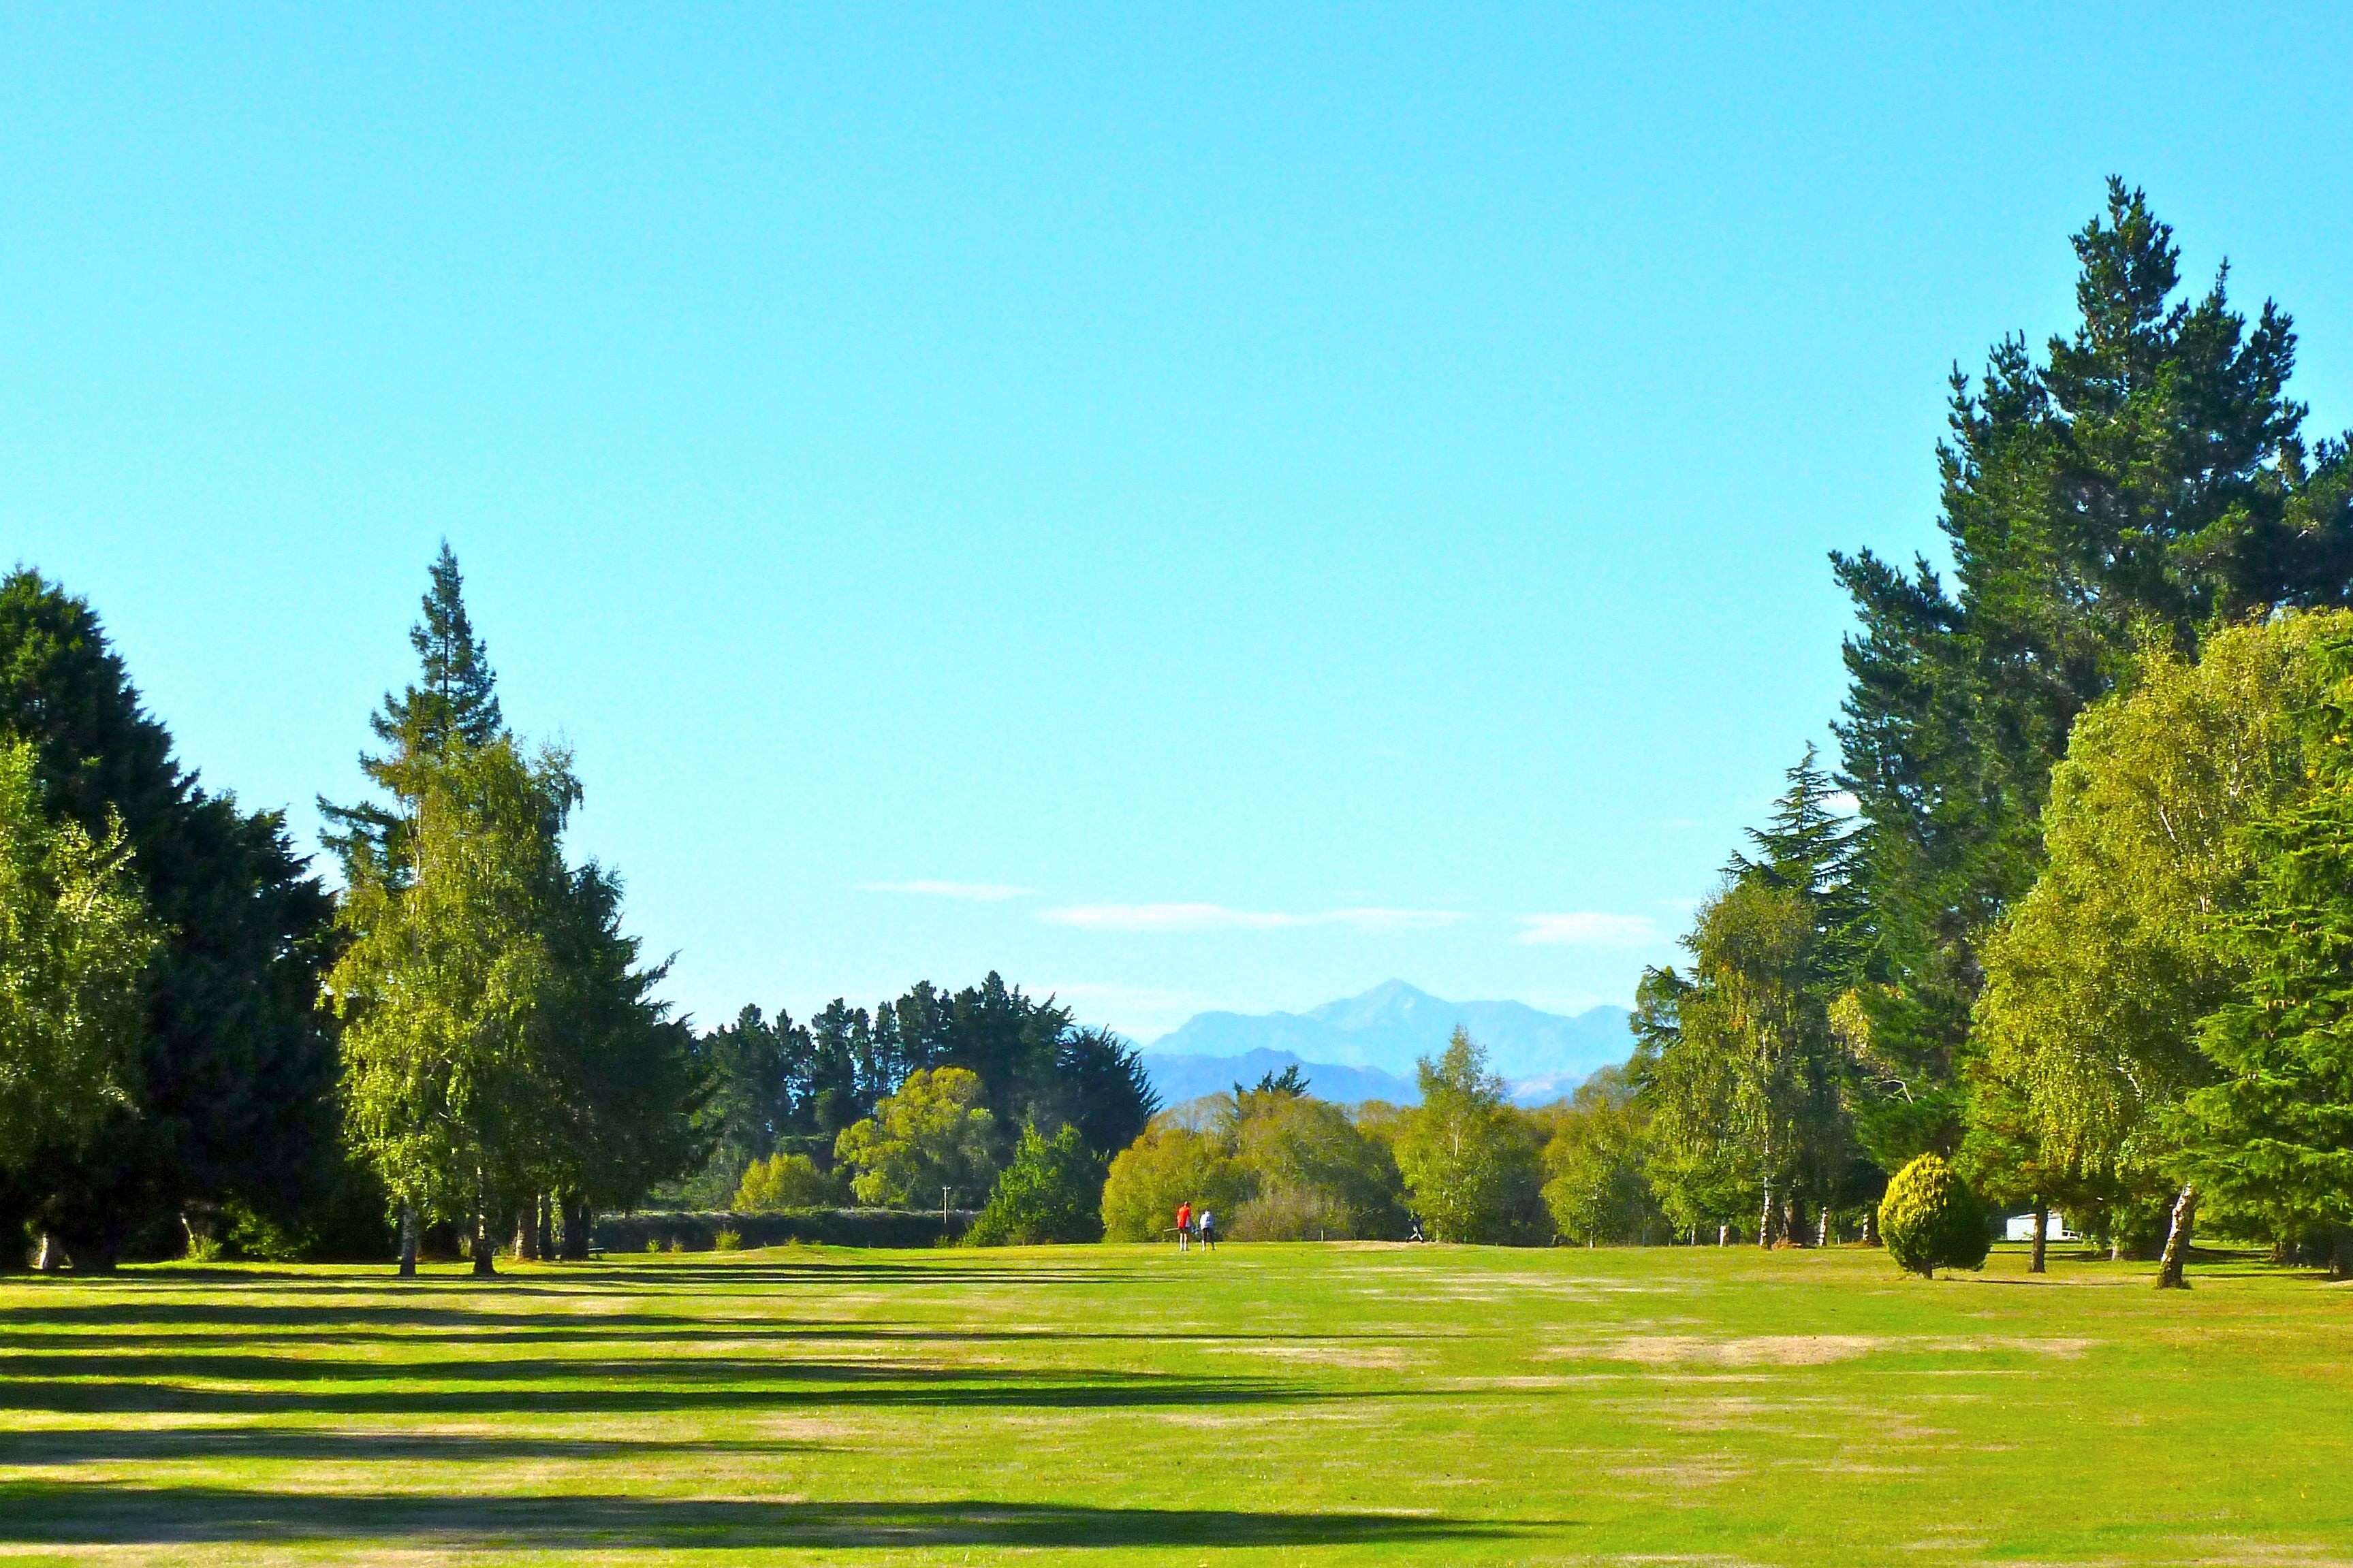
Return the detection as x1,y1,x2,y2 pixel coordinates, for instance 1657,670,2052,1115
712,1228,743,1251
1234,1095,1406,1239
733,1152,842,1212
1880,1154,1991,1277
966,1123,1105,1245
1099,1121,1253,1241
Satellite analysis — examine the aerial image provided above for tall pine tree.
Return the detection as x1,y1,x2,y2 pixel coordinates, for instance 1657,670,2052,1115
2185,634,2353,1277
1833,180,2353,1142
321,540,505,878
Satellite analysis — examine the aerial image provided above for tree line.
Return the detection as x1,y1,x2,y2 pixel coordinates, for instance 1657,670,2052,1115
16,180,2353,1279
0,548,1161,1270
1598,180,2353,1283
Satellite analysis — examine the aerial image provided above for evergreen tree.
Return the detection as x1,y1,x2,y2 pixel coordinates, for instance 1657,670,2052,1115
320,541,505,876
1641,750,1863,1240
1832,181,2353,1143
2185,636,2353,1277
540,855,703,1243
684,1005,798,1205
0,569,340,1266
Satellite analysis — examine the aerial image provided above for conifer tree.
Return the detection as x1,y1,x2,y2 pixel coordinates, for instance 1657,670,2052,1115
2185,638,2353,1278
321,541,505,877
1833,181,2353,1143
0,569,338,1266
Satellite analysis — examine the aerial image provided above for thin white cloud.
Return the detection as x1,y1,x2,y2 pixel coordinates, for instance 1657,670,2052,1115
860,880,1037,901
1517,912,1660,948
1040,903,1462,933
1824,790,1862,817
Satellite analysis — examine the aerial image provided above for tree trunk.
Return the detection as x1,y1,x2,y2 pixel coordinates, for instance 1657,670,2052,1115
534,1194,554,1261
2155,1183,2197,1290
2330,1230,2353,1283
1860,1205,1878,1247
398,1204,419,1279
514,1204,540,1262
1758,1177,1775,1248
2030,1202,2048,1275
32,1232,65,1272
471,1183,497,1277
561,1196,592,1261
1817,1206,1830,1247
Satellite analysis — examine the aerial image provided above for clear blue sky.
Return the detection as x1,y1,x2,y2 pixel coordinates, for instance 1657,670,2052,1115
7,7,2352,1040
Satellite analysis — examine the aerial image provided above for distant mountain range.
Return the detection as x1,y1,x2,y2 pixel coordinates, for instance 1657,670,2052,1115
1136,980,1632,1108
1136,1049,1419,1108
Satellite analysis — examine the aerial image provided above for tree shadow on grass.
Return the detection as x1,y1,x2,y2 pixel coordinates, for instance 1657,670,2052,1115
0,1428,824,1466
0,1321,1452,1352
0,1358,1340,1418
0,1260,1158,1307
0,1486,1523,1550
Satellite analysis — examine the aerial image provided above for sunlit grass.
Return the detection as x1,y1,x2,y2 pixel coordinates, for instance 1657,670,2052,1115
1,1241,2348,1564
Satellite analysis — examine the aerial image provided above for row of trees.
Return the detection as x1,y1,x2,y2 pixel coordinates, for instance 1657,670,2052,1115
1096,1031,1644,1248
1625,180,2353,1281
685,975,1156,1217
321,548,700,1273
0,548,1153,1272
0,569,354,1267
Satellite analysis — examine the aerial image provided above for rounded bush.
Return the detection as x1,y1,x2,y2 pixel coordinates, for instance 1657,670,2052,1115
1878,1154,1991,1277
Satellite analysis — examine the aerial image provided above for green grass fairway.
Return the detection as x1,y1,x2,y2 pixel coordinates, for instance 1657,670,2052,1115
2,1243,2348,1565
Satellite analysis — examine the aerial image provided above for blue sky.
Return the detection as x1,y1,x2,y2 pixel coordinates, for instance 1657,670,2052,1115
7,7,2352,1039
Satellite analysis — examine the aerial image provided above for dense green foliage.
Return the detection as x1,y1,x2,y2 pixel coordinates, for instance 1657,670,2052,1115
1232,1089,1406,1240
834,1067,999,1210
966,1122,1105,1245
1626,183,2353,1279
0,739,155,1166
2184,640,2353,1269
1831,180,2353,1141
1538,1066,1666,1244
731,1151,843,1211
324,554,699,1271
0,569,344,1267
1393,1030,1546,1244
1969,618,2334,1245
1099,1119,1252,1242
679,978,1156,1223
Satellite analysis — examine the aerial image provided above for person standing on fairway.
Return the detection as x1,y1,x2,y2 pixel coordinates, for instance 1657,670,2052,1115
1197,1209,1216,1251
1175,1200,1192,1252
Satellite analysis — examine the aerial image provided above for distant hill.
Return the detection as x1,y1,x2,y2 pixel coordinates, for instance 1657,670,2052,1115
1137,1049,1417,1110
1139,980,1632,1108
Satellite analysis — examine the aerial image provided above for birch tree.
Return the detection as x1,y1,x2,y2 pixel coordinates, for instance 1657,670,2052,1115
0,738,156,1175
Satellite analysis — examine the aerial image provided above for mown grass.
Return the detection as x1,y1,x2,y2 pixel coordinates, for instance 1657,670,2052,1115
0,1241,2347,1565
